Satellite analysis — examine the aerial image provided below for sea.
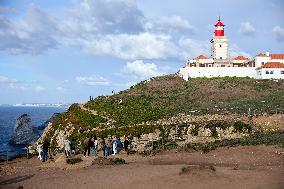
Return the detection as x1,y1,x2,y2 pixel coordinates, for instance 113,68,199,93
0,106,66,159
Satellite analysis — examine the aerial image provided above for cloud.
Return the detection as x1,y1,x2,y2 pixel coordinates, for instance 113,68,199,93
121,60,162,79
75,75,111,86
239,22,256,36
178,37,211,59
62,0,145,35
56,86,65,91
0,5,60,54
273,26,284,42
72,32,179,60
0,75,48,91
0,75,25,89
229,44,252,58
145,15,194,34
0,0,198,61
0,6,15,14
34,85,46,92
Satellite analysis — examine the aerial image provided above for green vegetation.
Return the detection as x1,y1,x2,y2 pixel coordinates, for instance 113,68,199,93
85,75,284,125
66,157,82,164
111,158,126,165
142,131,284,155
180,166,191,175
233,121,252,133
41,75,284,152
179,165,216,175
186,130,284,153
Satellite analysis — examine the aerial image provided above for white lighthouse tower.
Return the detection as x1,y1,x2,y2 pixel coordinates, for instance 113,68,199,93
211,17,230,67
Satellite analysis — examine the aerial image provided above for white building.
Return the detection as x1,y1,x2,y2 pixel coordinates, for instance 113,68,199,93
256,62,284,79
179,18,284,80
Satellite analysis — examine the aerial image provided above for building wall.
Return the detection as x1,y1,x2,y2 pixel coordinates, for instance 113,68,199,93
211,37,229,60
179,67,256,81
270,59,284,64
255,56,271,67
256,68,284,79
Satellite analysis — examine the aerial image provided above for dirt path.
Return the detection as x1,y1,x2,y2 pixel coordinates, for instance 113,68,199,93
79,104,98,116
1,145,284,189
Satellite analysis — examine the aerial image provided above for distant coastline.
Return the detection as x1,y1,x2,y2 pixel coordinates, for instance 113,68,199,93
0,103,71,109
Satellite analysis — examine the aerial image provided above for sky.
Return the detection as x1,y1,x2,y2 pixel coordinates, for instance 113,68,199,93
0,0,283,104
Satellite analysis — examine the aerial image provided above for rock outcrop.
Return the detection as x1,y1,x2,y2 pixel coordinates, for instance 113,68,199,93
9,114,39,145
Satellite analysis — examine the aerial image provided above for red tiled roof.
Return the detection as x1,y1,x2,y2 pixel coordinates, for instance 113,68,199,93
259,62,284,69
196,55,208,59
233,56,248,60
270,54,284,60
256,53,267,57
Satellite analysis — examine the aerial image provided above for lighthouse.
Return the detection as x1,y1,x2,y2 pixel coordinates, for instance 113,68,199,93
211,17,229,66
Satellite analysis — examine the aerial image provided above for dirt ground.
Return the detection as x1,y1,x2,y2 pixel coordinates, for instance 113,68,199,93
0,145,284,189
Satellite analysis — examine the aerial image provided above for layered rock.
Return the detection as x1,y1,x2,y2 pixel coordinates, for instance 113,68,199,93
9,114,39,145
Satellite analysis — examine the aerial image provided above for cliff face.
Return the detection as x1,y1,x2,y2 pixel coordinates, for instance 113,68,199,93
9,114,39,145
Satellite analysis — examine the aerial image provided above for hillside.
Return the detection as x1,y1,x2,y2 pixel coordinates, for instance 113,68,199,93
85,75,284,125
39,75,284,151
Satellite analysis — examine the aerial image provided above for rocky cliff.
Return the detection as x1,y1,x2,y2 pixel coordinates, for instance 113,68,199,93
9,114,39,145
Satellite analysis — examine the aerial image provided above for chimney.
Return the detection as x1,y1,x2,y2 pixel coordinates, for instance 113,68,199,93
265,52,270,56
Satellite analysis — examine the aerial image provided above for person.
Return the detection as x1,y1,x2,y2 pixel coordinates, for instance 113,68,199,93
37,142,43,161
64,138,71,157
112,137,118,155
105,137,112,156
70,139,76,156
83,137,89,157
101,138,106,157
92,136,98,157
124,138,130,155
84,138,94,157
42,140,50,162
117,138,123,153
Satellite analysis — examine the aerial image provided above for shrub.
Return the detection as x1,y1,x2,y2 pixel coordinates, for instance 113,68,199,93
209,165,216,171
111,158,126,165
180,166,191,175
66,157,82,164
191,126,199,136
233,121,252,133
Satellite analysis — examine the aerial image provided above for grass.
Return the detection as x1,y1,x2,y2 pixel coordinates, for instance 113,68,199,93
85,75,284,125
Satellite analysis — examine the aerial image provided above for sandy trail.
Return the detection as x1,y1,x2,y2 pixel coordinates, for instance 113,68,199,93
0,145,284,189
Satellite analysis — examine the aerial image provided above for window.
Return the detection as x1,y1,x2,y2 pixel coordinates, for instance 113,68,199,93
221,65,225,67
220,57,222,59
266,71,269,74
262,62,265,65
219,44,222,48
270,71,274,74
281,71,284,74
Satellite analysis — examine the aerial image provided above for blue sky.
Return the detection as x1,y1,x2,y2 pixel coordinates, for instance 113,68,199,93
0,0,283,104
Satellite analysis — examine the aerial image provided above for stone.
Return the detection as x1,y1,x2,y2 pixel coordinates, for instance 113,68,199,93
9,114,39,145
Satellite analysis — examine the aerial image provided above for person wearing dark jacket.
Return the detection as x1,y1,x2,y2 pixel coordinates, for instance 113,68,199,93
84,138,93,157
42,140,50,162
123,138,130,155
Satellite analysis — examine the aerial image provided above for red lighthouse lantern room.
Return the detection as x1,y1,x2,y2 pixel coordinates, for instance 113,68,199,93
214,17,225,36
